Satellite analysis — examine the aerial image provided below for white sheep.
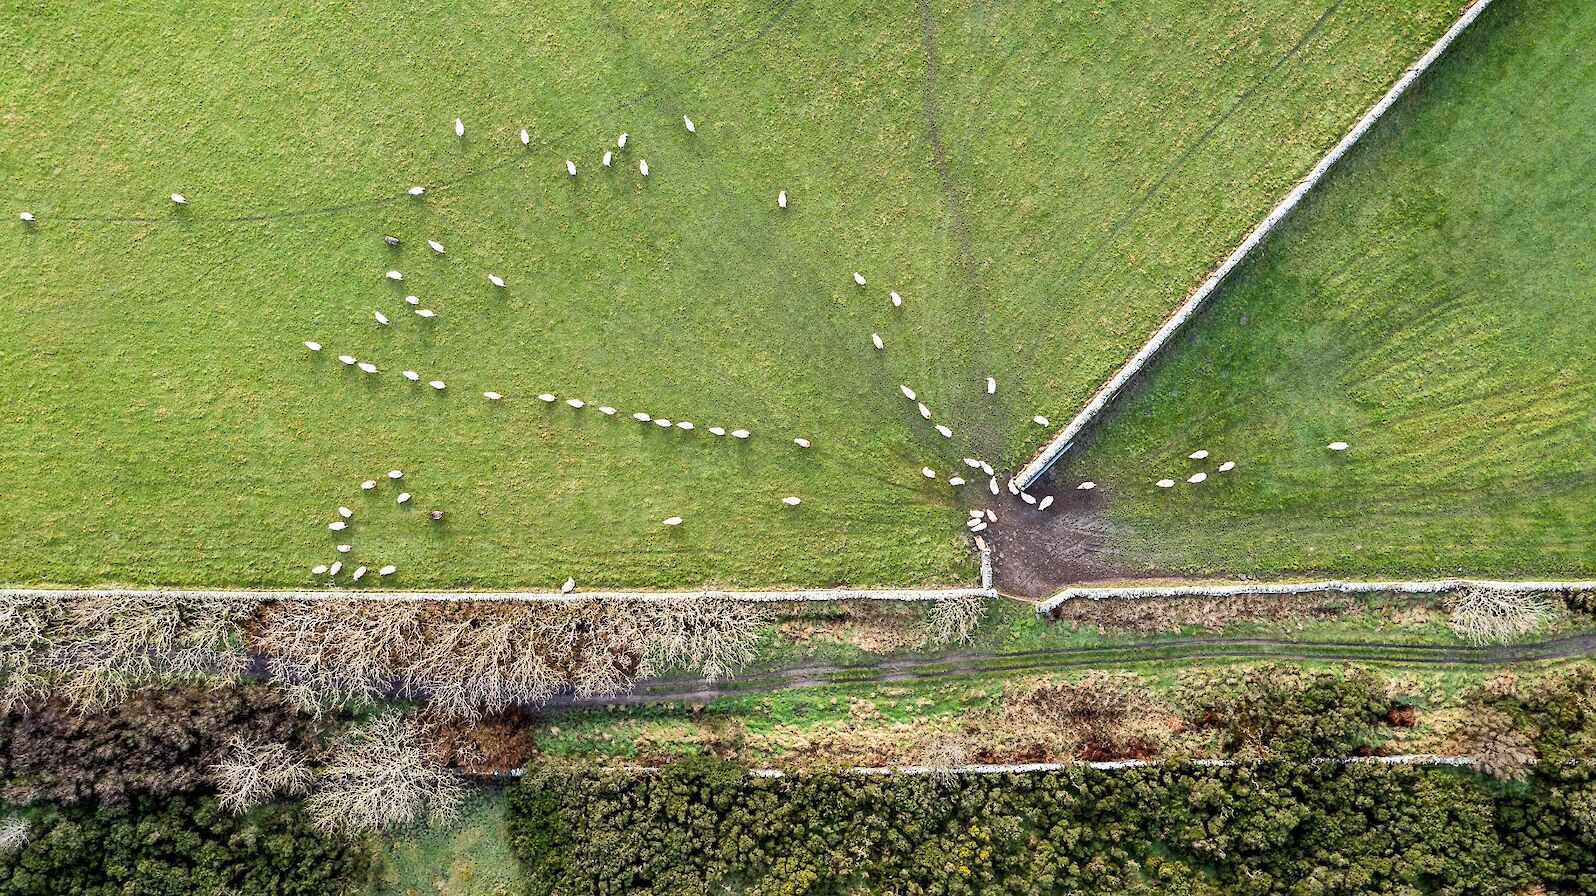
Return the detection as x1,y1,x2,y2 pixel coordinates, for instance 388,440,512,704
793,438,810,448
409,186,426,196
489,273,505,287
889,291,902,307
454,118,464,137
683,115,695,133
853,272,866,286
782,496,801,506
374,311,389,325
171,193,187,204
303,341,322,351
429,380,446,390
386,270,403,281
520,129,530,145
358,362,377,373
871,333,883,350
402,371,420,381
566,160,577,176
778,190,787,209
639,159,649,176
427,240,445,254
900,384,916,400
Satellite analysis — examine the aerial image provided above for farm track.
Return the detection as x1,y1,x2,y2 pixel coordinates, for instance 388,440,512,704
541,629,1596,709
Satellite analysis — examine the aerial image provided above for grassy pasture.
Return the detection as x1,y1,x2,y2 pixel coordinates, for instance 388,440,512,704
0,0,1455,590
1071,0,1596,580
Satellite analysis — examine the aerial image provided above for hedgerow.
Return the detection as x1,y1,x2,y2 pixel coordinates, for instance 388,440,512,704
508,757,1596,895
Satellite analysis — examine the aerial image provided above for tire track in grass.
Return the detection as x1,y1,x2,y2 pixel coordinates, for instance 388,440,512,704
540,630,1596,707
1059,0,1345,292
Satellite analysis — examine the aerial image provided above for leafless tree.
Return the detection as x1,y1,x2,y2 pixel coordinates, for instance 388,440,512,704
0,815,29,854
1447,588,1555,645
925,594,986,646
305,714,466,834
249,598,768,719
1464,709,1537,782
0,591,259,711
211,736,314,813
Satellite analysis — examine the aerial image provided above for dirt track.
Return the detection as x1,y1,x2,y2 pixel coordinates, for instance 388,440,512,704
541,631,1596,709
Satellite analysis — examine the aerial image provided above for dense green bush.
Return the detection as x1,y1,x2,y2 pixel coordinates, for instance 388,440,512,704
508,757,1596,896
0,796,367,896
0,683,320,806
1177,665,1390,758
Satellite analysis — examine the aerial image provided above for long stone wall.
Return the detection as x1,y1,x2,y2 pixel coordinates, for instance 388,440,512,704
0,584,997,605
1015,0,1497,489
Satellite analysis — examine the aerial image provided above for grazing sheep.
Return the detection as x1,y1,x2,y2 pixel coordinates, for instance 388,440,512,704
1076,481,1095,491
1156,479,1175,488
921,467,936,479
566,399,585,409
662,516,682,526
871,333,883,350
948,477,965,486
415,308,436,318
1189,450,1209,460
379,565,396,576
1217,461,1236,472
338,355,357,365
397,493,411,504
603,151,613,167
337,507,353,519
329,561,343,575
918,403,932,419
708,426,725,435
617,133,628,148
328,521,347,531
389,470,403,480
489,273,505,287
171,193,187,204
853,272,866,286
303,341,322,351
778,190,787,209
352,566,368,581
409,186,426,196
374,311,389,325
793,438,810,448
682,115,695,133
384,235,400,246
405,296,420,305
889,291,902,307
1033,415,1050,426
1188,472,1207,484
900,384,916,400
655,419,673,428
402,371,420,381
521,129,530,145
484,391,503,400
935,424,952,438
1328,441,1349,451
599,406,617,415
429,380,446,390
986,377,996,394
566,160,577,176
454,118,464,137
561,577,576,593
386,270,403,281
358,362,377,373
782,496,801,506
1038,496,1054,510
633,412,651,421
361,480,377,490
427,239,445,254
19,212,35,222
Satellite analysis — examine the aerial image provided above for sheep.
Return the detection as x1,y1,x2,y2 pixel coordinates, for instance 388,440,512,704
633,412,652,421
397,493,411,504
655,418,673,427
386,270,403,281
708,426,725,435
617,132,628,148
1187,472,1207,484
405,295,420,305
19,212,34,222
561,577,576,593
1021,493,1037,505
871,333,883,350
731,429,750,439
980,462,994,476
1007,480,1020,495
358,362,377,373
427,239,445,254
974,535,987,551
918,403,932,419
1076,481,1096,491
989,478,999,495
415,308,436,318
429,380,446,390
986,377,997,394
935,424,952,438
489,273,506,287
1217,461,1236,472
402,371,421,381
484,391,503,400
540,394,558,403
337,507,353,519
1033,415,1050,426
566,160,577,176
338,355,357,365
328,521,347,531
374,311,389,325
963,459,981,469
985,510,997,523
171,193,187,204
1156,479,1175,488
409,186,426,196
521,129,530,145
352,566,368,581
782,496,801,506
900,384,917,400
385,236,400,246
566,398,585,409
1189,450,1209,460
329,561,343,575
599,406,617,415
778,190,787,209
336,544,351,553
1038,496,1054,510
853,272,867,286
890,291,902,307
948,477,965,486
1328,441,1349,451
379,565,397,576
603,151,613,167
921,467,936,479
312,564,328,575
971,521,988,532
361,480,377,490
676,421,694,430
639,159,649,176
389,470,403,479
793,438,811,448
683,115,695,133
454,118,465,137
662,516,683,526
303,341,322,351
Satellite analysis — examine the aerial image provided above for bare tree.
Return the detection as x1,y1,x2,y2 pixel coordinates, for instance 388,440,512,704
249,598,769,718
1465,709,1537,782
1447,588,1554,645
305,714,466,834
0,591,259,711
0,815,29,854
925,594,986,646
211,736,313,814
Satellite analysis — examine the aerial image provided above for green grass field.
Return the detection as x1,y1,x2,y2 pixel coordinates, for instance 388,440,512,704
1,0,1457,590
1071,0,1596,580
